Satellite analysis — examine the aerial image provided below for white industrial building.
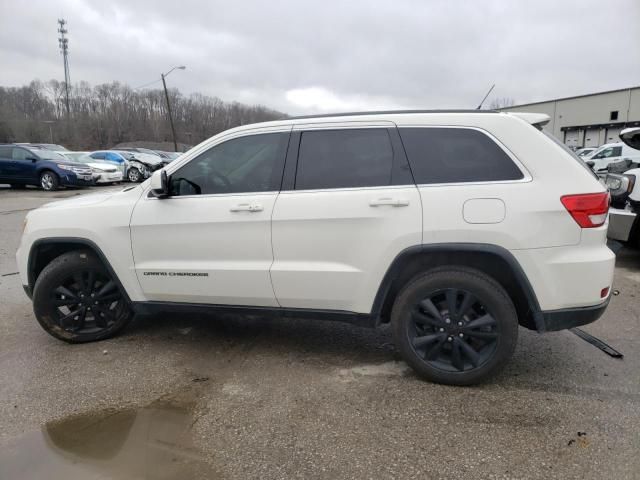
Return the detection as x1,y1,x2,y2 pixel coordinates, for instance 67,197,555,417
500,86,640,148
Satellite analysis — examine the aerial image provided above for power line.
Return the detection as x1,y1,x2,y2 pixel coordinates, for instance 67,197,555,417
133,78,163,90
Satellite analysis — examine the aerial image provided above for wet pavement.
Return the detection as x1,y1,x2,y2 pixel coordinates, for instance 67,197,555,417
1,185,639,479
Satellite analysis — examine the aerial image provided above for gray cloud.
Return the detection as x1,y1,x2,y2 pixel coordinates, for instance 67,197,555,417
1,0,639,114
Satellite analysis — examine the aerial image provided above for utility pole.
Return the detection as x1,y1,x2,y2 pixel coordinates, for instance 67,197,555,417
161,66,185,152
57,19,71,117
161,74,178,152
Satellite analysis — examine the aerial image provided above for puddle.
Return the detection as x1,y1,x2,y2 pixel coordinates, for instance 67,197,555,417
0,393,218,479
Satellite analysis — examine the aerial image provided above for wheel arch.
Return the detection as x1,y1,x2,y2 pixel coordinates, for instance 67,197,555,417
371,244,543,331
27,238,131,302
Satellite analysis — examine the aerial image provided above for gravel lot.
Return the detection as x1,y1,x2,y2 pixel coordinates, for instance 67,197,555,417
0,185,638,479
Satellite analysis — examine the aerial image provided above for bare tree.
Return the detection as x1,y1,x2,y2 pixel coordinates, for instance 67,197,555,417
489,97,515,110
0,79,287,150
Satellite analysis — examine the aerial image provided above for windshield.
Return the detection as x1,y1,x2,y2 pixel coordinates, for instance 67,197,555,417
62,152,88,162
73,154,95,164
33,149,68,161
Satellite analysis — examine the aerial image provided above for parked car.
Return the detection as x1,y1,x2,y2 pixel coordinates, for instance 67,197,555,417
116,147,161,155
116,146,176,169
586,142,640,173
576,147,597,158
58,152,123,184
0,144,93,191
606,128,640,244
88,150,163,182
154,151,181,164
16,110,614,386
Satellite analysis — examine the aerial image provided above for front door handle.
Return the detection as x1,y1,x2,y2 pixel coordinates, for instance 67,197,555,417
230,203,263,212
369,198,410,207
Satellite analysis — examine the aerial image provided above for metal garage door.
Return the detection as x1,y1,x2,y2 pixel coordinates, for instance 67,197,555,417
584,128,601,147
605,127,622,144
564,130,579,148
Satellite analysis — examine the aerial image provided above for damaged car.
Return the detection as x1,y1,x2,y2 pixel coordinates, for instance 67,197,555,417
606,128,640,245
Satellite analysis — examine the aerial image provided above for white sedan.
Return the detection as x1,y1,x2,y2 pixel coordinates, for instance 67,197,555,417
58,152,124,184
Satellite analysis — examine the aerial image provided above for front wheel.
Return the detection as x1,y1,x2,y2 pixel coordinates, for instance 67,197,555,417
392,267,518,386
40,171,59,191
127,168,141,183
32,251,133,343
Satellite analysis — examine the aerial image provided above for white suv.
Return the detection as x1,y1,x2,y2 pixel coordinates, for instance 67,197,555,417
16,110,615,385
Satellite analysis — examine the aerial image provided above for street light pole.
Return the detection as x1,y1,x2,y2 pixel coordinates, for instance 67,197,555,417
161,65,185,152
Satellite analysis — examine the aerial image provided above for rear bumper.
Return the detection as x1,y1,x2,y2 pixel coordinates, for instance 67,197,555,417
538,297,610,332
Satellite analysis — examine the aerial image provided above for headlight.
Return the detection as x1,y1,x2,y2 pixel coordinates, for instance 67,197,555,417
605,175,622,190
57,164,91,174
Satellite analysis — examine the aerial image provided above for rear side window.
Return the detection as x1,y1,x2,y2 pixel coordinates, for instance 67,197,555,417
399,128,524,184
295,129,393,190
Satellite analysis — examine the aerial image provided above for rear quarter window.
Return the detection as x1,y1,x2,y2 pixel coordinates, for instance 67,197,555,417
398,127,524,184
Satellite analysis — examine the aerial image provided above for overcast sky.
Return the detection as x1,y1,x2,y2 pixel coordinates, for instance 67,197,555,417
1,0,639,114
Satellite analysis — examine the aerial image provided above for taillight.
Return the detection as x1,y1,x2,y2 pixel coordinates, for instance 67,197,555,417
560,192,610,228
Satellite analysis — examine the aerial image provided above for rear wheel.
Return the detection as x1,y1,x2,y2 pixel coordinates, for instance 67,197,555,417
32,251,133,343
40,170,59,191
391,267,518,385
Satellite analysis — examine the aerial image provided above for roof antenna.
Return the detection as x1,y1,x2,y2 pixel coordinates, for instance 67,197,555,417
476,84,495,110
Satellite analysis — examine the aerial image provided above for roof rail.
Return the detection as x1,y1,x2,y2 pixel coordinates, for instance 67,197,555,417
287,109,500,120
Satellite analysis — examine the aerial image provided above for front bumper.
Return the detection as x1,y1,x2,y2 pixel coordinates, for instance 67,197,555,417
608,206,636,242
60,172,94,186
94,171,124,183
538,297,610,332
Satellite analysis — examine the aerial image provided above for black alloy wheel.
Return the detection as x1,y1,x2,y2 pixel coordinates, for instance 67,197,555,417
32,251,132,343
392,267,518,385
409,288,498,373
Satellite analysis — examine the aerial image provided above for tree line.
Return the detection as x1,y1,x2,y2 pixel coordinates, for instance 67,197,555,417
0,80,287,151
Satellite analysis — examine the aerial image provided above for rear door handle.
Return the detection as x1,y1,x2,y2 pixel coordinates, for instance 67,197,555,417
369,197,410,207
230,203,263,212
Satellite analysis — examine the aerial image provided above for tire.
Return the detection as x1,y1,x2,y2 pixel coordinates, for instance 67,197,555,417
127,168,141,183
391,267,518,386
32,251,133,343
40,170,60,191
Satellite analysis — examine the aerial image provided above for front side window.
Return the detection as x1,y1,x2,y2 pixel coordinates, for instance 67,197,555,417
295,129,393,190
170,132,289,196
399,127,524,184
0,146,13,158
595,148,613,159
91,152,106,160
12,148,34,161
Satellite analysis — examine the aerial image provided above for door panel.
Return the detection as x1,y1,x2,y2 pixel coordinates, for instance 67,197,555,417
129,129,290,306
130,193,278,306
270,125,421,314
7,147,37,181
271,187,421,313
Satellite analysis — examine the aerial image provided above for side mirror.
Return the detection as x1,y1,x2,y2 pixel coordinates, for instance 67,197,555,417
27,157,38,162
585,160,595,169
149,169,170,198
